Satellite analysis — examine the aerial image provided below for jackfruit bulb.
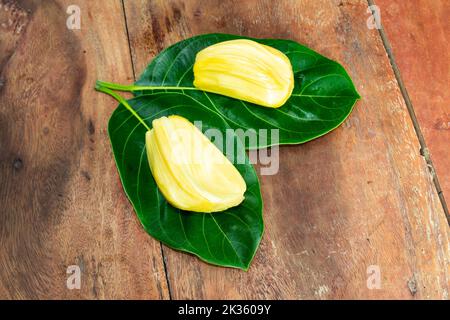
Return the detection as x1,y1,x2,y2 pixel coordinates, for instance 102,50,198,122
145,115,246,213
193,39,294,108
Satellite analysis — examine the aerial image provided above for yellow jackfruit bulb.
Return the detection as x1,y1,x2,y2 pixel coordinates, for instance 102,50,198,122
145,115,246,213
193,39,294,108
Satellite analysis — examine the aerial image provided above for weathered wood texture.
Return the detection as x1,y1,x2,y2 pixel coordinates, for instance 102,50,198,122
124,0,450,299
376,0,450,200
1,0,449,300
0,0,168,299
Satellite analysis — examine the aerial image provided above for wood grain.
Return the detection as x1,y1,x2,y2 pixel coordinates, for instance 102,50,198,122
0,0,168,299
123,0,450,299
375,0,450,200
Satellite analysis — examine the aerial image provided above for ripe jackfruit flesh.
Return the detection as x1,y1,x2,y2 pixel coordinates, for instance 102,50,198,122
193,39,294,108
145,115,246,213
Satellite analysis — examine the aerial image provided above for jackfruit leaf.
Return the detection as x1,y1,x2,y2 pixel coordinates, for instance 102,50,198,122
108,93,263,270
135,33,360,149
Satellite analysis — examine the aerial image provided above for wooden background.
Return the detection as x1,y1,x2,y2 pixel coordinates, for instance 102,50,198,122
0,0,448,299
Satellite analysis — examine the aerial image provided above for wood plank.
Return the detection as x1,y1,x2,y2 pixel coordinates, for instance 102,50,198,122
375,0,450,200
123,0,450,299
0,0,168,299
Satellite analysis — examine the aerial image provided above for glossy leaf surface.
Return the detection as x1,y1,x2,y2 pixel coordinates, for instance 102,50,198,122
108,94,263,270
136,33,360,148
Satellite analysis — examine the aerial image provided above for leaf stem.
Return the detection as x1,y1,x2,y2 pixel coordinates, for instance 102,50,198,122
95,83,151,131
96,80,198,92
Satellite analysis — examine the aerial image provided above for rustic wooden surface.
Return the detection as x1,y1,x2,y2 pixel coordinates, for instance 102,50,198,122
0,0,168,299
376,0,450,200
0,0,448,299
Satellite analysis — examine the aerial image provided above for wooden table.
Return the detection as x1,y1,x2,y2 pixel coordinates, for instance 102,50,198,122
0,0,448,299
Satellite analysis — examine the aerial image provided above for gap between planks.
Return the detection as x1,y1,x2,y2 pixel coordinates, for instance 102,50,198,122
369,0,450,226
120,0,173,300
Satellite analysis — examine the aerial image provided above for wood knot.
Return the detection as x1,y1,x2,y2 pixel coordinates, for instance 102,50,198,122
81,170,91,181
407,278,417,296
12,157,23,171
87,119,95,135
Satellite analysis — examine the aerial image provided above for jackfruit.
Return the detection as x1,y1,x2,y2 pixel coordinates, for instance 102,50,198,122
193,39,294,108
145,115,246,213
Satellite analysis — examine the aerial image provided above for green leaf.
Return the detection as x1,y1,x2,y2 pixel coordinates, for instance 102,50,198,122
108,93,263,270
135,33,360,148
98,33,360,270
